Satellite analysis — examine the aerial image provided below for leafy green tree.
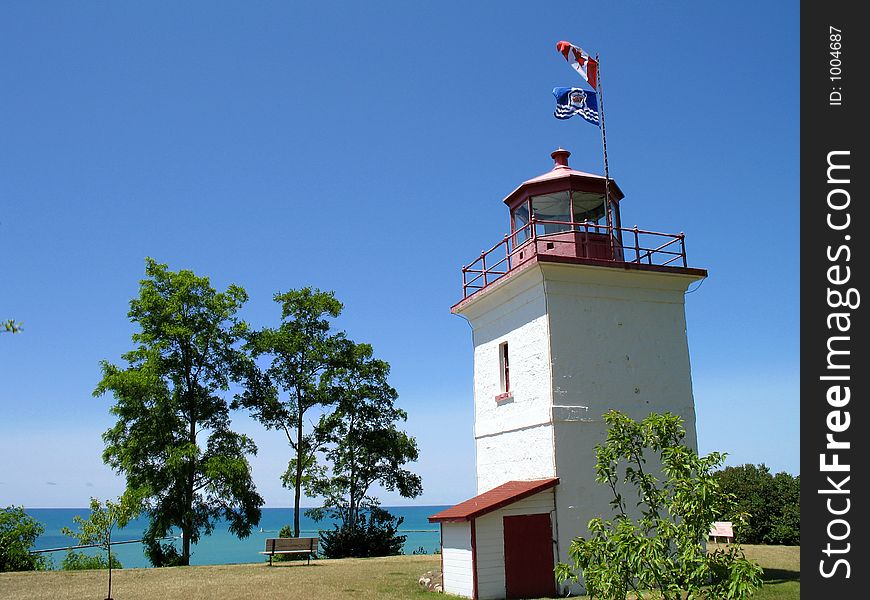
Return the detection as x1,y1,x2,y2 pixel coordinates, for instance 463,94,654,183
555,411,763,600
2,319,22,334
61,495,140,598
769,472,800,545
233,288,348,538
96,258,264,566
0,506,50,572
714,464,800,545
306,342,422,558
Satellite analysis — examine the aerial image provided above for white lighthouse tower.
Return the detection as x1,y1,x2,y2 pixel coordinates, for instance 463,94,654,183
430,149,707,599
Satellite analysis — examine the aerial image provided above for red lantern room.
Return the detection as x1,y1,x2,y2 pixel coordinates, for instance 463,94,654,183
503,148,624,265
457,149,703,301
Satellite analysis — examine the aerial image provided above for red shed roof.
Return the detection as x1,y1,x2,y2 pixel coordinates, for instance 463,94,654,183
428,478,560,523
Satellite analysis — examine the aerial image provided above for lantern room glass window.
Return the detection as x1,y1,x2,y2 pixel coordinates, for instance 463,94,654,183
531,191,571,235
512,202,530,244
572,191,607,225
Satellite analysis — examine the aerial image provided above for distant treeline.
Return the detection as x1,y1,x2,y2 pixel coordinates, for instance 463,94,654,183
714,464,800,545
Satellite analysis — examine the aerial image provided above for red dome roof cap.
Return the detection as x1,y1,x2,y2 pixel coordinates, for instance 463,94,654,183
551,147,571,169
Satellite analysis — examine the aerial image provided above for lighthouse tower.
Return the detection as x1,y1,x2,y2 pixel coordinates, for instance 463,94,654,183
430,149,707,600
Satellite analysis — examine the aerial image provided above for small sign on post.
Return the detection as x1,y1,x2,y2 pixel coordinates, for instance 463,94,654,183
709,521,734,543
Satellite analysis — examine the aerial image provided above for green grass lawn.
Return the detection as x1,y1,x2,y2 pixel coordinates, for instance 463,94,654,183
0,555,440,600
732,544,800,600
0,544,798,600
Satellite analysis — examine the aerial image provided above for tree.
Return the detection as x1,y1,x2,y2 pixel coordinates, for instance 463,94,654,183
555,411,763,600
713,464,800,545
306,342,422,558
96,258,264,566
2,319,22,334
61,495,140,599
0,506,50,572
233,288,348,538
769,472,800,546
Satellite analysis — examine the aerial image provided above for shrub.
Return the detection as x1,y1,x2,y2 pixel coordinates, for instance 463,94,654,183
0,506,51,572
318,507,405,559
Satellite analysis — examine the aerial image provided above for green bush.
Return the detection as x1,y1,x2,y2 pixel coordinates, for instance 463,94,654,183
713,464,800,545
61,550,123,571
318,507,405,559
0,506,51,572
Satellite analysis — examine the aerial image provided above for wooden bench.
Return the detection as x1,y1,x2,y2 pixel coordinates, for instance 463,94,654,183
259,537,318,566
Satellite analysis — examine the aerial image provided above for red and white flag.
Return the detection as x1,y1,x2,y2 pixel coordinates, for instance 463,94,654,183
556,40,598,90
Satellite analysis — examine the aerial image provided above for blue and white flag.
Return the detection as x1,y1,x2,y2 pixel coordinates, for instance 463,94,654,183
553,87,600,127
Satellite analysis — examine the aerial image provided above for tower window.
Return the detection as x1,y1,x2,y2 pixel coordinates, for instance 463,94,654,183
499,341,510,394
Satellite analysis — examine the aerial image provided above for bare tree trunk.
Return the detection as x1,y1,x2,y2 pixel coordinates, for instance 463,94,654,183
107,536,113,600
183,416,196,565
294,414,303,537
182,523,191,565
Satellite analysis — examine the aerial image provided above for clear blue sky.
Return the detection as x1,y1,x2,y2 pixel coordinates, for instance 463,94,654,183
0,1,798,508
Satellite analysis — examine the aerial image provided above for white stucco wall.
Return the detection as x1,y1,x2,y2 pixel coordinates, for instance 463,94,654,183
473,311,552,438
474,489,557,600
550,420,614,596
441,522,474,598
458,266,556,494
476,425,555,493
542,263,701,437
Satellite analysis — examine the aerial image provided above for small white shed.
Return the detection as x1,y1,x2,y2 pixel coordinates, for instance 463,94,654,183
429,478,559,600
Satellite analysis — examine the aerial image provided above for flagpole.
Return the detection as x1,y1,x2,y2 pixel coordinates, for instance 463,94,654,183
595,53,615,254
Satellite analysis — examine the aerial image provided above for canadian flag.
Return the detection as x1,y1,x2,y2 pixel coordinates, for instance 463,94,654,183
556,40,598,90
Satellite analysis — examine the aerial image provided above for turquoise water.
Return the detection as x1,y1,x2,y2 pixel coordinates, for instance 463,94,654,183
27,506,447,569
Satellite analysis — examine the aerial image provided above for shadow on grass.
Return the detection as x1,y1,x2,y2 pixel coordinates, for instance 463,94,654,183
761,568,800,584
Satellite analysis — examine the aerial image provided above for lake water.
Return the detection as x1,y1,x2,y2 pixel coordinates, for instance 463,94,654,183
27,506,447,569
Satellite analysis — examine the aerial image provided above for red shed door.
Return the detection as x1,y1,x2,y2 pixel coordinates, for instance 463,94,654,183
503,513,556,599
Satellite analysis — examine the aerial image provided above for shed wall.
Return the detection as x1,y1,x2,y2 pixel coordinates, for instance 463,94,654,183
441,522,474,598
474,489,556,600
